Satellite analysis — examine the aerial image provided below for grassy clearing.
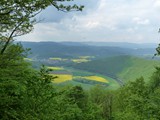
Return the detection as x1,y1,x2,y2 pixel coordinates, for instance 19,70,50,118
49,58,68,61
49,57,62,60
118,58,160,82
47,66,64,71
71,58,90,63
79,56,95,59
24,58,33,61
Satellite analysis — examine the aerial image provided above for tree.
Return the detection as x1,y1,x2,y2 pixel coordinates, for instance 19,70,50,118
151,28,160,58
0,43,34,119
18,66,59,120
0,1,84,119
113,77,149,120
89,86,114,120
0,0,84,54
149,67,160,91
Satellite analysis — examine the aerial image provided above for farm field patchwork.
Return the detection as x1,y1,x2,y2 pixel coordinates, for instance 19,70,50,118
47,66,120,89
74,76,109,83
51,74,109,84
49,56,94,63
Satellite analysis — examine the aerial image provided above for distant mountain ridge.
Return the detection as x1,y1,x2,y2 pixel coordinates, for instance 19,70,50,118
21,41,156,59
83,42,157,49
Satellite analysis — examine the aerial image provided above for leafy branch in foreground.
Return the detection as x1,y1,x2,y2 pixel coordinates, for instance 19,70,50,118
0,0,84,54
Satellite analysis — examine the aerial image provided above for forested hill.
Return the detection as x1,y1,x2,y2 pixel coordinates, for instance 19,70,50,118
21,42,132,58
84,42,157,49
71,56,160,82
21,42,156,59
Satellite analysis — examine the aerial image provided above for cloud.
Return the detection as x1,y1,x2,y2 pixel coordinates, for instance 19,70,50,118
154,0,160,8
133,17,150,25
17,0,160,43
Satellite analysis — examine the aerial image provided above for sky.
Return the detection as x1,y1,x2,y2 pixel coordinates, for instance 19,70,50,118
17,0,160,43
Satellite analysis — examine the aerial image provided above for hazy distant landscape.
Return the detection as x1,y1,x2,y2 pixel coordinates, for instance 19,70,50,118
22,41,157,59
22,41,159,89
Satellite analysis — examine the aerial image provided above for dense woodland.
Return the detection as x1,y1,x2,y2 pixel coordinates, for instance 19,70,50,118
0,0,160,120
0,42,160,119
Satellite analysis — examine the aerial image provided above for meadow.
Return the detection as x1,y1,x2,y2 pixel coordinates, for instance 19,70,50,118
47,66,64,70
51,73,109,85
71,58,90,63
49,57,68,61
72,56,160,83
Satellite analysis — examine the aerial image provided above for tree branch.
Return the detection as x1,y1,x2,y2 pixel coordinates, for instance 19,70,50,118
0,21,24,55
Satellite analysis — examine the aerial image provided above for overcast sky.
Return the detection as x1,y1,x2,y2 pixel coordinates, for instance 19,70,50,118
17,0,160,43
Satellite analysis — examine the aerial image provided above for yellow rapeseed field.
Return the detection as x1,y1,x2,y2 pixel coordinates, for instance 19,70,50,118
49,58,68,61
24,58,32,61
52,74,72,83
47,66,64,70
51,74,108,84
49,58,62,61
71,58,90,63
79,56,95,59
77,76,109,83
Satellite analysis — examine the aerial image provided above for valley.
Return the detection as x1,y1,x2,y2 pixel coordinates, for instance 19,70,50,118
22,41,160,89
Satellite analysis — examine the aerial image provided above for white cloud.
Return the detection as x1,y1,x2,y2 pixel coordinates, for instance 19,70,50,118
17,0,160,43
154,0,160,8
133,17,150,25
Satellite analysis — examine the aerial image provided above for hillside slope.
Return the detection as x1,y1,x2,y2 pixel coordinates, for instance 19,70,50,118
72,56,160,82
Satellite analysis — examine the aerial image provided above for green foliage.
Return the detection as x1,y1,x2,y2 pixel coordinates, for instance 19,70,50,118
0,43,31,119
1,42,160,120
149,67,160,91
89,86,114,120
54,85,105,120
0,0,84,54
113,78,148,119
113,75,160,120
0,43,103,119
155,44,160,56
1,2,160,119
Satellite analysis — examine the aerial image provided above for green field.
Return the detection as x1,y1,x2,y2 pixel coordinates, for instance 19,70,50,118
72,56,160,83
118,57,159,82
47,55,160,89
49,66,120,89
